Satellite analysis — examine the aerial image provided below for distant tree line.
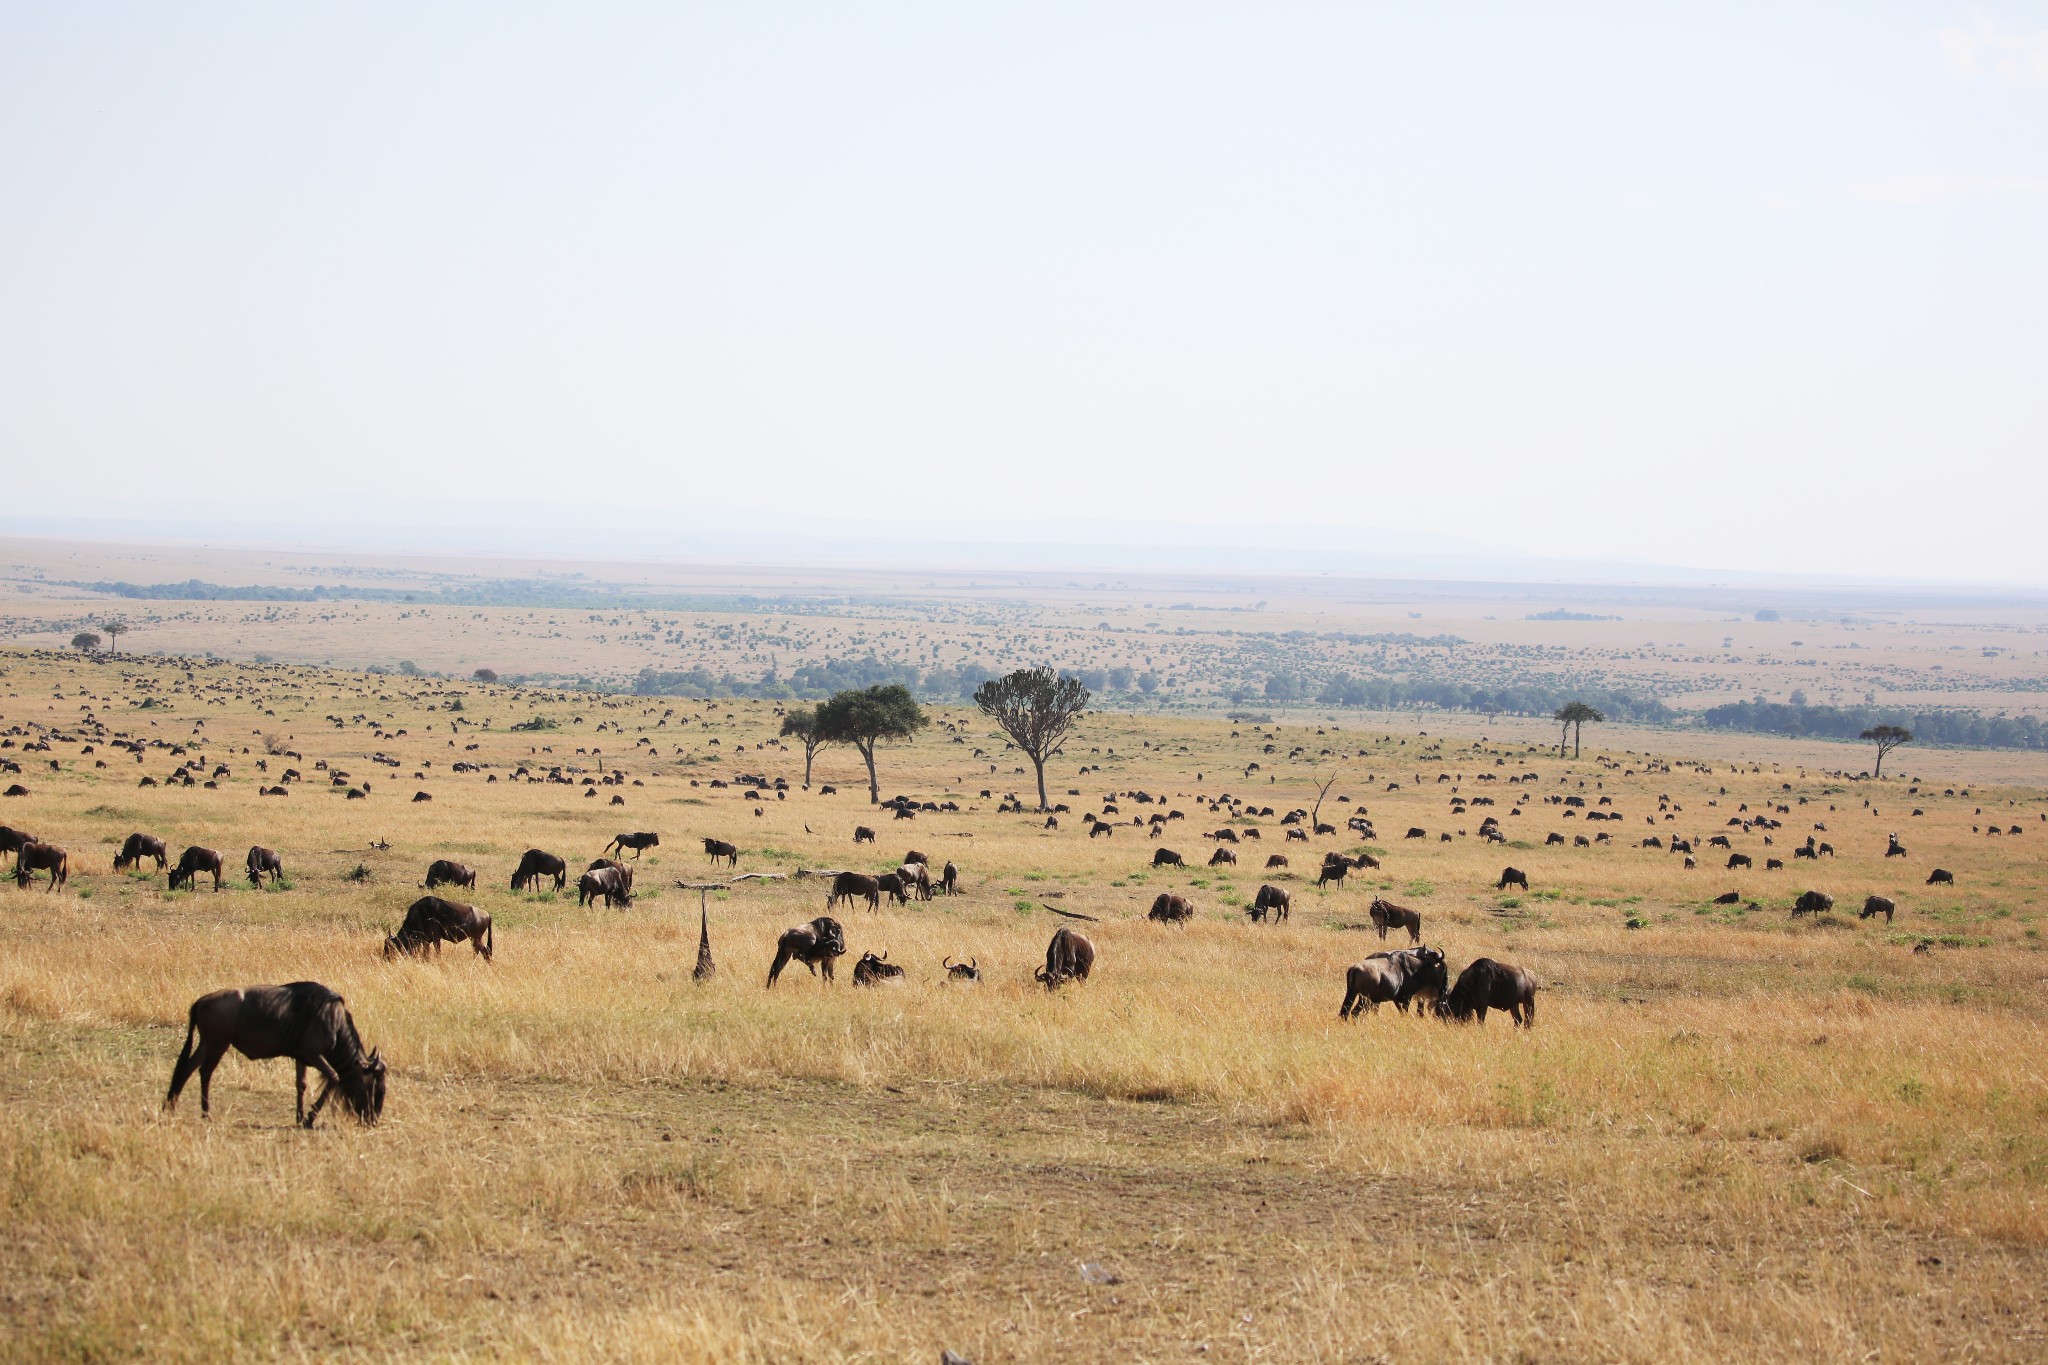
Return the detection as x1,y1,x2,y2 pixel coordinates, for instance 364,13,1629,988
1256,672,1671,723
1701,700,2045,752
632,658,1158,703
65,578,863,613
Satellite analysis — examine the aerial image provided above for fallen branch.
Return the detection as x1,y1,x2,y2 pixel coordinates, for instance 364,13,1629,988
1040,903,1100,922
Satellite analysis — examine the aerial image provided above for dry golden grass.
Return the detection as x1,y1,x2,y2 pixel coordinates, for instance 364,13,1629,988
1,647,2045,1361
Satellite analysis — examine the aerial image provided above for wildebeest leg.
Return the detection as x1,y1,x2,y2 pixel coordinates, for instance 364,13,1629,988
767,944,793,988
195,1038,230,1117
1339,986,1358,1020
1473,1006,1488,1025
301,1056,344,1128
296,1062,307,1125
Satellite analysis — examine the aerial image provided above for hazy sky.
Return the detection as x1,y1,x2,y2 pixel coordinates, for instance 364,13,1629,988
3,5,2044,582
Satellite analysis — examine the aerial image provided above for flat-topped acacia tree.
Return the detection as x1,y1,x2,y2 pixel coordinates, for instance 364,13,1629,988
816,684,927,804
974,667,1090,812
1861,724,1911,777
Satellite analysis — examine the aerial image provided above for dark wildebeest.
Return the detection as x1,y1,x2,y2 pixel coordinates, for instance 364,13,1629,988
1927,868,1955,885
943,955,980,982
510,848,568,892
1764,857,1784,871
1791,890,1834,917
1712,890,1742,905
851,950,905,987
939,861,960,895
1860,895,1896,922
422,859,477,890
412,791,432,803
1708,834,1732,849
1088,820,1113,838
1152,847,1185,868
1339,947,1447,1020
1265,853,1289,869
605,831,660,859
767,916,847,986
1886,834,1907,858
1208,847,1236,867
384,896,494,961
0,825,35,867
1149,892,1195,924
578,864,633,908
853,825,877,844
903,849,929,868
1369,897,1422,944
170,846,225,892
1405,827,1427,840
1316,858,1351,890
1496,866,1528,892
15,841,68,891
1250,884,1291,923
701,837,739,867
1437,958,1537,1027
1545,832,1566,846
1036,927,1095,990
1727,853,1753,870
828,871,881,911
163,981,387,1128
114,832,167,873
246,846,284,887
876,870,912,906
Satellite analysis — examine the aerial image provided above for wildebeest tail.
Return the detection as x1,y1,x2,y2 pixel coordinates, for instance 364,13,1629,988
164,1009,200,1108
485,915,494,961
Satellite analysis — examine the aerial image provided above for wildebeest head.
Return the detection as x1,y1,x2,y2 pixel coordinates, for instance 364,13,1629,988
342,1048,387,1124
944,955,980,981
813,916,847,957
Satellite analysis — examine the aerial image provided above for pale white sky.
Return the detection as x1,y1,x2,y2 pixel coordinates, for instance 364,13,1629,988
2,5,2044,582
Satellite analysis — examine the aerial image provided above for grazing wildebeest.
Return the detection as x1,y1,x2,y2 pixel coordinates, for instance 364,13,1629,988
1035,927,1095,990
1265,853,1289,869
578,864,633,908
1208,847,1236,866
1794,845,1816,860
1708,834,1731,849
900,862,934,901
1087,818,1113,838
3,784,28,797
1339,947,1447,1020
1927,868,1954,885
1249,884,1290,923
1405,827,1427,840
422,859,477,890
1545,832,1566,846
1765,857,1784,871
1368,897,1422,944
163,981,386,1128
943,955,980,982
1860,895,1896,922
767,916,847,986
876,870,913,906
1792,890,1834,917
15,841,68,891
1148,892,1195,924
412,791,432,803
1496,866,1528,891
851,951,905,987
1712,890,1741,905
384,896,494,961
510,848,568,892
853,825,877,844
114,832,167,873
939,861,960,895
246,845,284,887
701,837,739,867
606,832,660,859
828,871,882,911
1438,958,1537,1026
170,846,225,892
1152,847,1185,868
1727,853,1753,870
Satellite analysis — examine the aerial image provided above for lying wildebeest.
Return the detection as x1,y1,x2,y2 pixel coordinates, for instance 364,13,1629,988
1148,892,1195,924
1208,847,1236,866
851,950,905,986
1927,868,1954,885
1860,895,1896,922
1265,853,1289,869
939,861,960,895
114,832,167,873
701,837,738,867
384,896,493,961
1712,891,1742,905
1369,896,1422,944
768,916,847,987
943,955,980,982
1249,884,1290,923
240,846,282,888
1727,853,1753,870
164,981,387,1128
1036,926,1095,990
1437,957,1537,1027
422,858,477,890
853,825,877,844
606,831,660,859
510,848,568,892
1152,847,1184,868
1496,866,1528,892
828,871,881,911
1791,890,1834,917
1339,946,1447,1020
578,864,633,908
15,840,68,891
170,846,225,892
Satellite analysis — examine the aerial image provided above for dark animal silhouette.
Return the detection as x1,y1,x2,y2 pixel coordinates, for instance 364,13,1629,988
1036,927,1095,989
1368,897,1422,944
1438,958,1537,1027
1712,891,1741,905
851,951,905,987
510,848,568,892
1792,890,1834,917
939,861,960,895
14,841,68,891
1152,847,1184,867
578,864,633,908
1250,884,1290,923
1727,853,1752,870
246,846,284,887
768,916,847,986
828,871,881,911
876,870,912,905
853,825,876,844
0,825,34,866
606,832,660,859
1860,895,1896,922
422,859,477,890
1339,947,1447,1019
1316,859,1351,889
170,846,225,892
163,981,386,1128
1265,854,1289,869
114,832,167,873
701,837,739,866
1148,892,1195,924
384,896,493,961
943,955,980,982
1208,847,1236,866
1496,866,1528,891
1927,868,1954,885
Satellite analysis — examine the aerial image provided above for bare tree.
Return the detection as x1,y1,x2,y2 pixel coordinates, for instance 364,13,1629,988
974,668,1090,811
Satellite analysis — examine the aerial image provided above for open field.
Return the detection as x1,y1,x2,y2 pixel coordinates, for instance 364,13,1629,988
3,644,2047,1361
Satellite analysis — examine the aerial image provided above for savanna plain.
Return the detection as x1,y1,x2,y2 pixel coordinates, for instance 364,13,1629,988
2,638,2045,1363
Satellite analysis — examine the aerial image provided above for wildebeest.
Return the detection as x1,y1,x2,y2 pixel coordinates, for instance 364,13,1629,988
767,916,847,986
14,840,68,891
1368,897,1422,944
1792,890,1834,917
1339,946,1447,1019
900,862,934,901
828,871,881,911
1764,857,1783,871
1712,890,1741,904
1727,853,1753,870
1035,926,1095,989
701,837,739,867
876,869,913,906
246,846,284,887
851,951,905,986
1315,858,1352,889
384,896,494,961
1152,847,1185,868
163,981,387,1128
1860,895,1896,922
578,864,633,908
170,846,225,892
939,861,960,895
903,849,929,868
943,955,980,982
1437,957,1537,1027
853,825,877,844
1265,853,1289,869
1496,866,1528,891
0,825,35,867
1208,847,1236,866
510,848,568,892
422,859,477,890
1926,868,1954,885
603,831,659,859
1405,827,1427,840
1886,834,1907,858
1148,892,1195,924
412,791,432,803
114,832,167,873
1249,884,1290,923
